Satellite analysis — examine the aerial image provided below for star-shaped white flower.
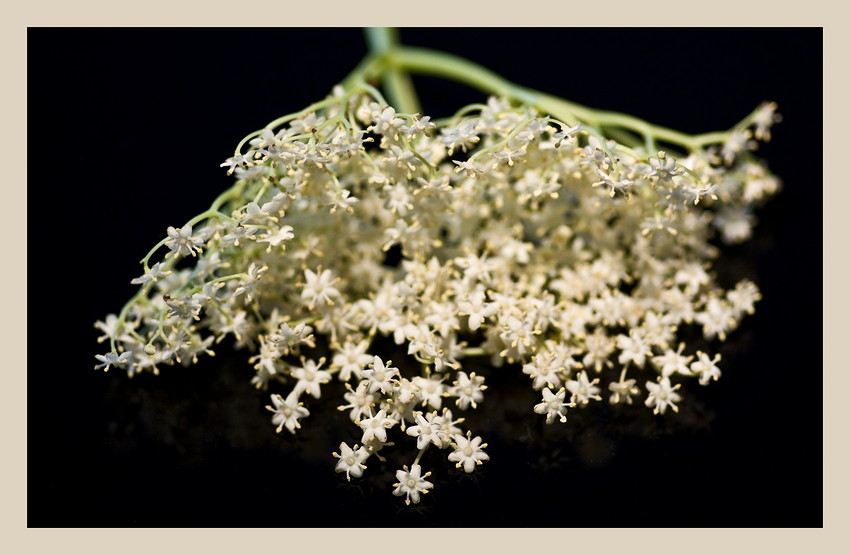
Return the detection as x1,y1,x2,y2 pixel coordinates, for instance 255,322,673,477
566,371,602,405
645,377,682,415
534,387,573,423
608,379,640,405
332,442,370,481
266,391,310,434
301,268,341,309
358,409,398,444
592,168,634,198
691,351,722,386
448,431,490,473
392,464,433,505
406,411,446,449
291,356,332,399
362,356,400,394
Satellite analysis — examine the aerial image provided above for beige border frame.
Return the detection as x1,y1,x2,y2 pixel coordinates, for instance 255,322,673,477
8,2,836,552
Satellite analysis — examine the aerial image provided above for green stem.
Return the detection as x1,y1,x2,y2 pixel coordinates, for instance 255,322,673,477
350,45,736,152
364,28,422,115
413,446,428,466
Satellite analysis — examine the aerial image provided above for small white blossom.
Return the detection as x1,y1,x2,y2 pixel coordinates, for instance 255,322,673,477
266,391,310,434
94,314,124,344
248,128,280,151
458,290,498,331
291,357,332,399
233,262,267,301
272,321,315,356
499,315,540,358
645,377,682,415
392,464,433,505
617,330,652,369
534,387,573,423
695,295,737,341
582,328,616,372
369,105,404,139
652,342,694,378
552,122,582,147
393,377,420,405
720,130,756,165
714,206,755,244
130,262,171,289
163,293,205,322
257,225,294,251
362,356,400,394
727,280,761,316
248,334,281,379
358,409,398,444
401,115,436,140
449,371,487,410
94,351,132,371
453,159,485,179
413,374,447,410
338,381,378,422
608,379,640,405
333,442,370,481
441,122,480,154
406,411,446,449
684,183,720,205
592,169,634,198
448,432,490,473
325,188,360,214
646,153,684,184
165,225,203,257
219,223,259,249
301,268,341,310
220,150,255,175
332,340,373,382
433,408,465,439
522,352,563,391
691,351,722,386
566,371,602,405
751,101,781,141
675,263,710,295
416,175,452,193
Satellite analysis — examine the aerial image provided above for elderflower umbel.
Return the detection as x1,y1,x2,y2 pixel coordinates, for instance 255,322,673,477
97,30,779,505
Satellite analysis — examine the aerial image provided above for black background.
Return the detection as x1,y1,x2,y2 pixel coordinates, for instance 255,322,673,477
29,28,822,527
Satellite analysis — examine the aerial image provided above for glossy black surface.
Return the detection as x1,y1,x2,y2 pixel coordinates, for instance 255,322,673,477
29,27,822,527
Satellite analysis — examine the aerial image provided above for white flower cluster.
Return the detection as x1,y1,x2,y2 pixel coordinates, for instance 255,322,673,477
95,85,779,504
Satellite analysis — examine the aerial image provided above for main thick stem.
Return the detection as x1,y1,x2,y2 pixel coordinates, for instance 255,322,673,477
363,28,422,115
